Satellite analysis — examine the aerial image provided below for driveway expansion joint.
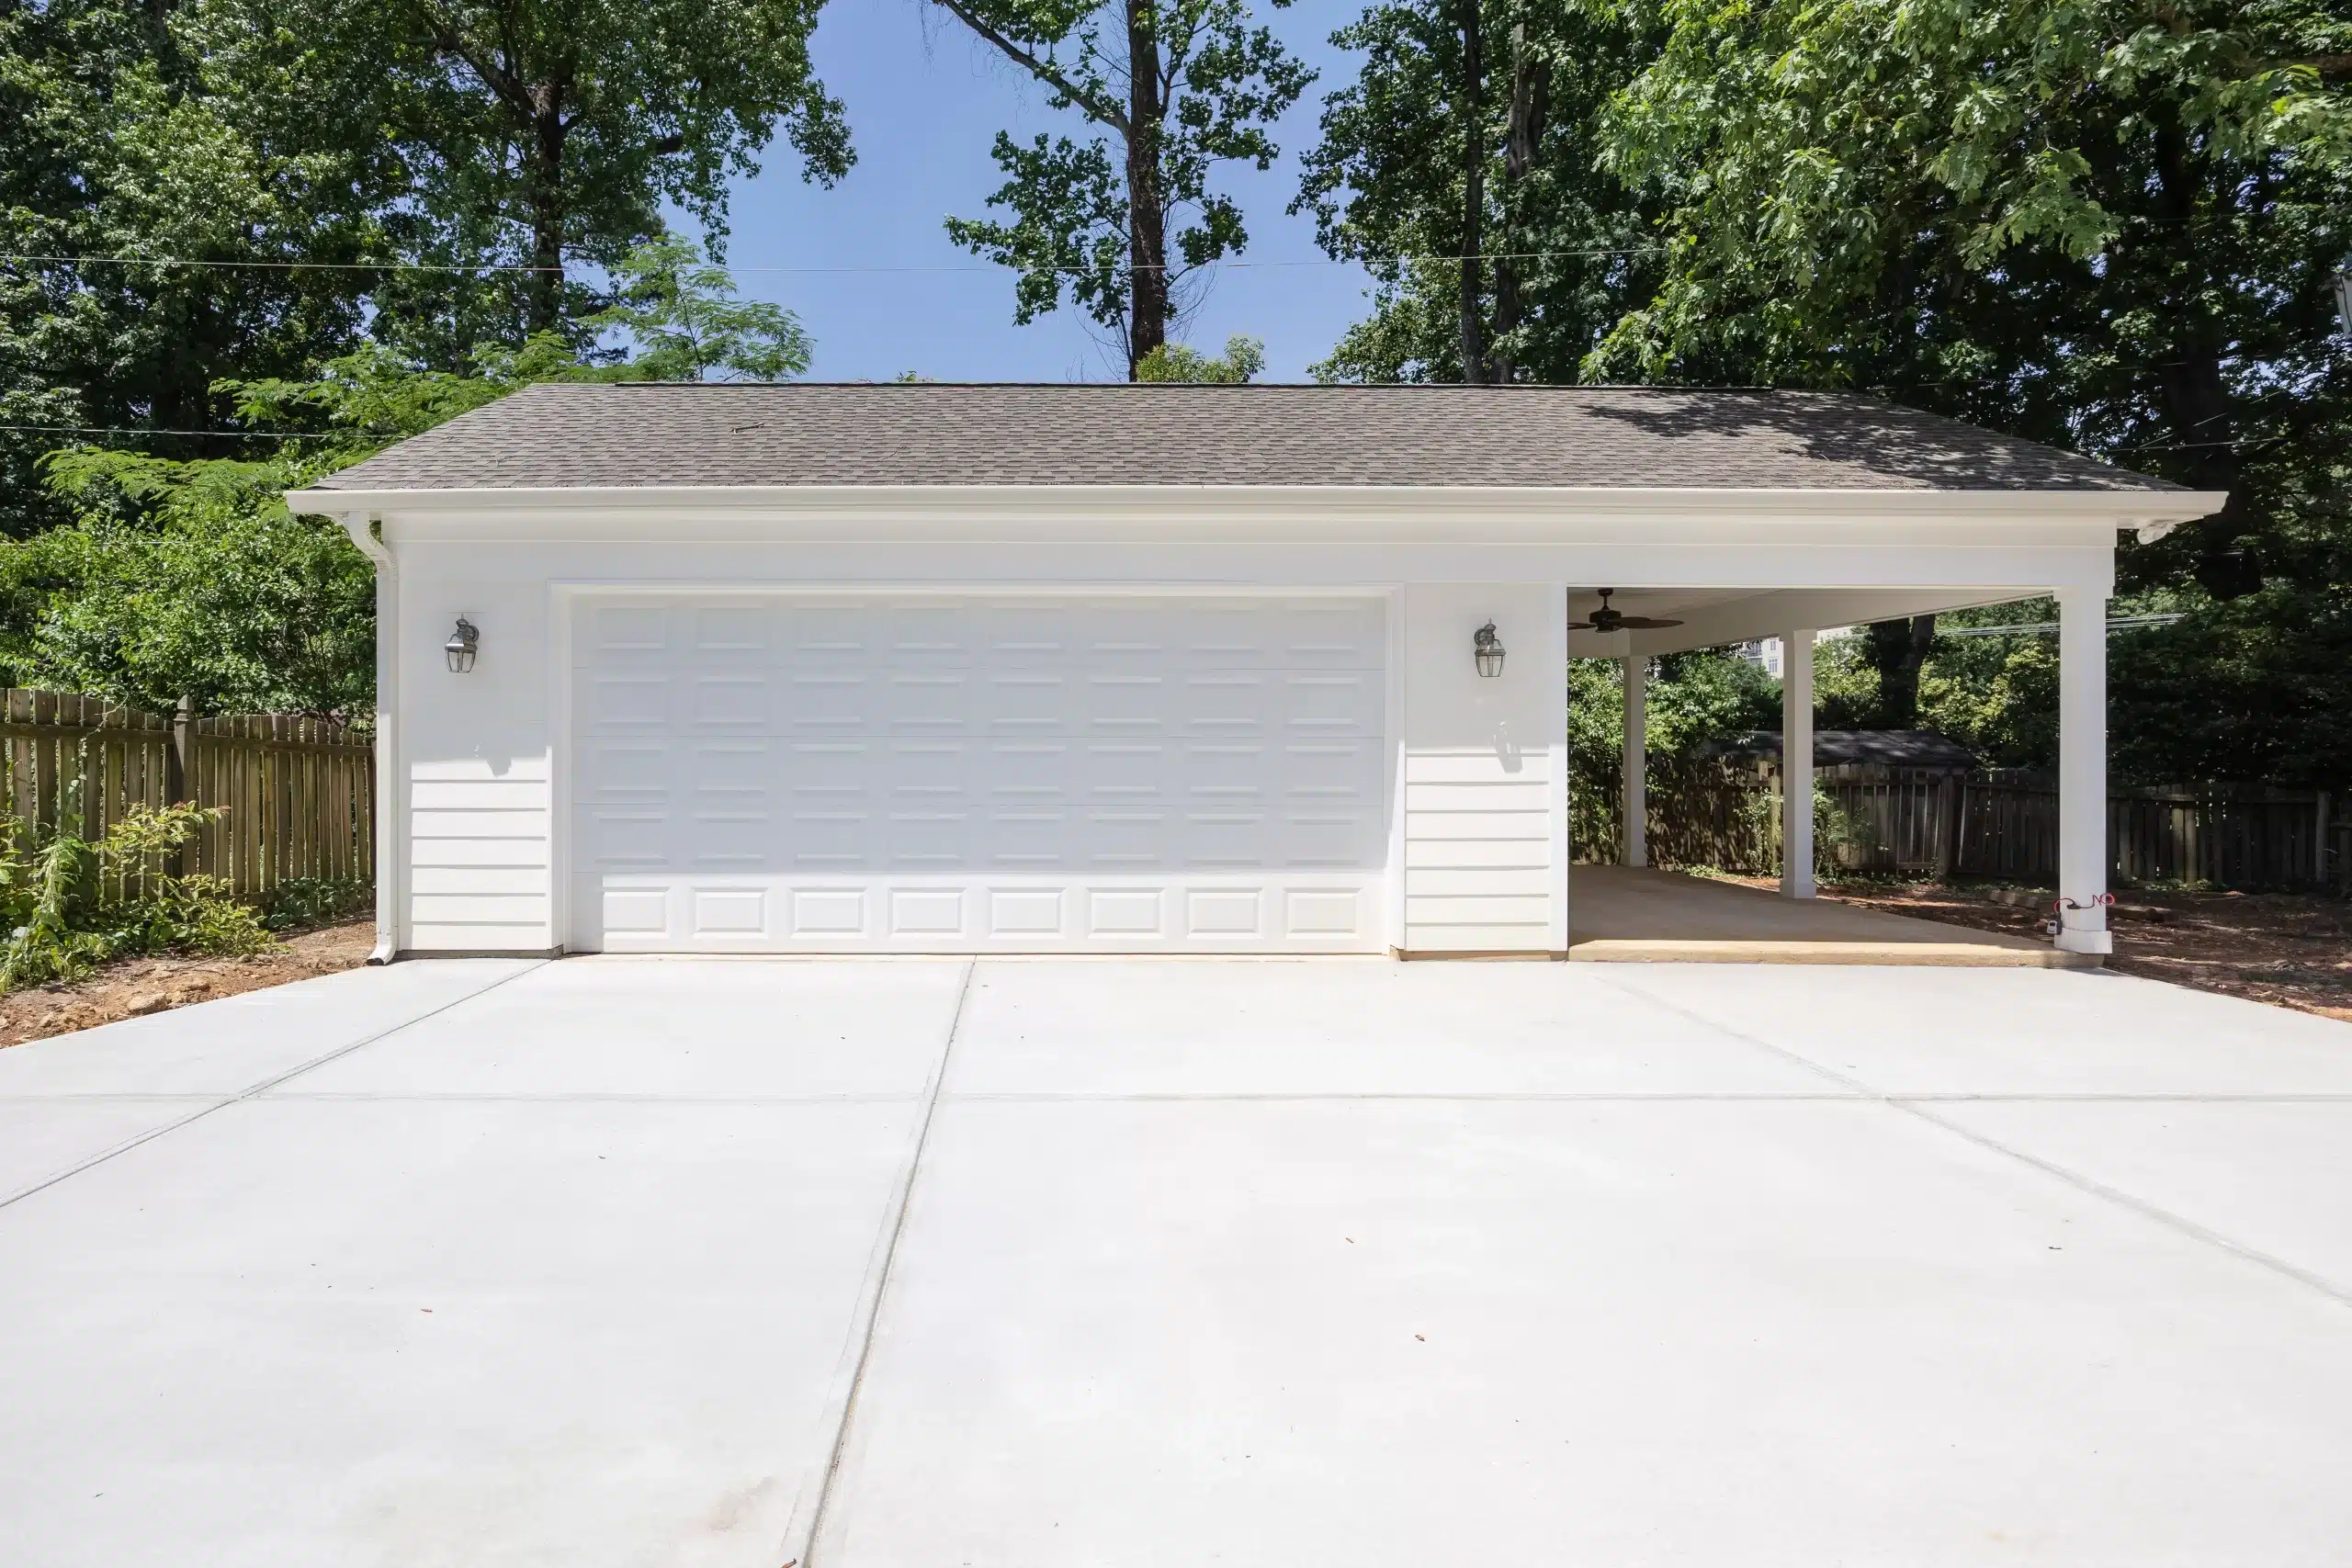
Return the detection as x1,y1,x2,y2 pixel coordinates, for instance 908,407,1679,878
0,960,548,1213
1593,970,2352,1313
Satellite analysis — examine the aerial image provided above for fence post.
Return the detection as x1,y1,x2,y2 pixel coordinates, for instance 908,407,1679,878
2317,791,2332,889
167,694,194,877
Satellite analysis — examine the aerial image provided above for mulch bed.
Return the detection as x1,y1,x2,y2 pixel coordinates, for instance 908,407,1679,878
1731,878,2352,1023
0,920,377,1048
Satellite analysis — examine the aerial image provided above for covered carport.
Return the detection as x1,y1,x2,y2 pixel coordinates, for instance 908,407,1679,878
1566,578,2153,961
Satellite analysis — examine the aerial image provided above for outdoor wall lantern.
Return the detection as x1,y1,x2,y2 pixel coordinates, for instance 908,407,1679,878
1474,620,1506,677
444,616,480,674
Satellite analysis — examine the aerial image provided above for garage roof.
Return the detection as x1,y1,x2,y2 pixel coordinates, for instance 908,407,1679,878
309,382,2179,494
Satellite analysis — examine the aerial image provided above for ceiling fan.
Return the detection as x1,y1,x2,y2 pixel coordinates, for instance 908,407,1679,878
1568,589,1684,634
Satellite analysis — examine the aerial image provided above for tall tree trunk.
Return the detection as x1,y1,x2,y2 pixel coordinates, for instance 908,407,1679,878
1455,0,1486,383
2151,109,2259,599
1124,0,1169,378
526,86,569,337
1863,615,1937,728
1490,22,1544,385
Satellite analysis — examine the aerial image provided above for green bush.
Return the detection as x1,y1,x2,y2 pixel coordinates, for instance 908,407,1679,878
260,876,373,933
0,802,271,991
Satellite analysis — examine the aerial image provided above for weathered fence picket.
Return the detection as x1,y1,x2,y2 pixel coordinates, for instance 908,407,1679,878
0,686,372,898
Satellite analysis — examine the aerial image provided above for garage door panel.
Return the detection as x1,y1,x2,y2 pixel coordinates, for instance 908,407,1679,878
1280,601,1386,667
786,809,869,868
786,671,873,733
1282,739,1381,801
583,604,671,660
688,604,772,660
884,671,972,731
1283,671,1382,736
572,594,1388,952
1179,672,1272,736
1280,811,1380,868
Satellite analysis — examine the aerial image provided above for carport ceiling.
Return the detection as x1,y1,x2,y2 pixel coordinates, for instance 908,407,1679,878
1566,587,2038,659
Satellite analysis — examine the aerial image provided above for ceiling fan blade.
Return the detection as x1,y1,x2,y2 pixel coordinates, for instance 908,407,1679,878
1566,619,1600,630
1612,615,1685,629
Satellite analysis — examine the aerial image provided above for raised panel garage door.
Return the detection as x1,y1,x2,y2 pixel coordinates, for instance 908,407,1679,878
569,595,1388,951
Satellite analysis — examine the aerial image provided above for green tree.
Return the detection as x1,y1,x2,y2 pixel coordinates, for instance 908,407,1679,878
0,0,393,536
931,0,1312,375
288,0,851,343
1295,0,1664,382
582,236,813,381
1134,333,1264,381
0,237,805,716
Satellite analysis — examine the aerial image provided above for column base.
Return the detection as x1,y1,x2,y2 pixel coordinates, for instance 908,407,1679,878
2052,927,2113,955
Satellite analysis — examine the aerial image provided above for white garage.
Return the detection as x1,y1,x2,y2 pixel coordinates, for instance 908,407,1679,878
288,381,2220,961
569,592,1388,951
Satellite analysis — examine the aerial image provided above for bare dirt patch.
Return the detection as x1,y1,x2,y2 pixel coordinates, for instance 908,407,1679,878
1713,876,2352,1022
0,920,375,1048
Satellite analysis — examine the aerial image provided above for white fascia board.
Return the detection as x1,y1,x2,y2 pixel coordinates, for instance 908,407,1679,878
285,483,2228,546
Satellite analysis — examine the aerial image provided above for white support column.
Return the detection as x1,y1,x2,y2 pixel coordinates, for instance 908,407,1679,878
1781,629,1815,898
1622,651,1647,868
2055,587,2113,953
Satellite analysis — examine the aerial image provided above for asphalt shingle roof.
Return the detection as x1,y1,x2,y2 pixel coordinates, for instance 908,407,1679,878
311,382,2178,492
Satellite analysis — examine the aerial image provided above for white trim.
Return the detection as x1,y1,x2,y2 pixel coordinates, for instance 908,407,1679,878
1546,586,1572,950
290,482,2227,541
1384,589,1409,953
338,512,401,963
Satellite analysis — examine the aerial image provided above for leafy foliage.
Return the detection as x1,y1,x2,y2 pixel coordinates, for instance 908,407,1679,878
1135,333,1266,381
1,0,847,544
1303,0,2352,789
1296,0,1667,382
0,802,270,992
0,239,795,717
934,0,1312,372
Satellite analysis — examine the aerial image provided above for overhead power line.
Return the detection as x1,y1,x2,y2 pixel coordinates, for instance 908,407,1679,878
0,423,333,439
0,245,1664,276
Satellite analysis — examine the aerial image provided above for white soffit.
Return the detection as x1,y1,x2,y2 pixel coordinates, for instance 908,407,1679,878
287,484,2228,545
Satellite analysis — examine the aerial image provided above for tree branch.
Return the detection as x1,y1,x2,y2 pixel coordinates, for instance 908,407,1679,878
929,0,1131,134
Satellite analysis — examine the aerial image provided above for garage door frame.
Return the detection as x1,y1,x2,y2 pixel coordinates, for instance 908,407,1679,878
549,581,1405,953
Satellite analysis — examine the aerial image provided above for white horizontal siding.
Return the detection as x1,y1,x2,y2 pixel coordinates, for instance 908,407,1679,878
412,838,549,868
1403,753,1554,784
1403,809,1552,841
1404,781,1553,812
410,865,550,896
409,779,548,810
1406,894,1551,926
1405,838,1548,868
409,921,549,951
412,893,550,924
1406,866,1553,897
411,808,552,839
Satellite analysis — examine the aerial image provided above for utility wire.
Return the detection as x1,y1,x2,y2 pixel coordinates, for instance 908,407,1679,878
0,245,1664,276
0,423,336,439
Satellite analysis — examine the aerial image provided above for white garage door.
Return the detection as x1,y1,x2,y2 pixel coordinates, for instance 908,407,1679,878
569,594,1388,952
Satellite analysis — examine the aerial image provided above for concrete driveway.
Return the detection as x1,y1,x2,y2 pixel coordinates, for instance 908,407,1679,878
4,958,2350,1566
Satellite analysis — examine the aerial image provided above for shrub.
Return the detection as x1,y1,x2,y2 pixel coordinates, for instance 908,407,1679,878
260,876,373,933
0,802,271,991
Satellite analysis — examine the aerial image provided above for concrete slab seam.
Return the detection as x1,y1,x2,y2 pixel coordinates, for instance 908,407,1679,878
940,1089,2352,1105
1591,971,2352,1313
0,961,548,1214
779,957,978,1568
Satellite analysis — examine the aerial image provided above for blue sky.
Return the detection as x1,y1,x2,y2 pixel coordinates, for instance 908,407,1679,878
680,1,1375,383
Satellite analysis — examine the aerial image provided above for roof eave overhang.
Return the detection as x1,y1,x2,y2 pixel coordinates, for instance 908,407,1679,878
285,483,2226,543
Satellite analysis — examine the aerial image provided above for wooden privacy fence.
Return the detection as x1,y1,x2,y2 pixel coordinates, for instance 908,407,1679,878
1578,755,2350,894
0,688,373,898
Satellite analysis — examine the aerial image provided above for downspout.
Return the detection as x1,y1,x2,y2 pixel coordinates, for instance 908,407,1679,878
340,513,401,964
